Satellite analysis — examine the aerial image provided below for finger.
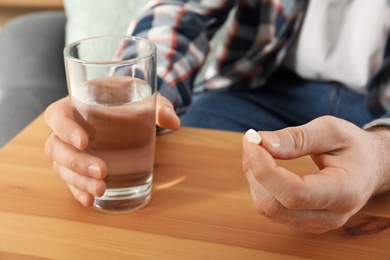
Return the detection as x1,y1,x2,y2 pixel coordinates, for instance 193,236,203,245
156,95,180,130
260,116,357,160
245,167,272,216
45,133,107,179
44,97,89,150
53,161,106,198
246,168,351,233
243,137,361,211
67,184,95,208
268,206,350,233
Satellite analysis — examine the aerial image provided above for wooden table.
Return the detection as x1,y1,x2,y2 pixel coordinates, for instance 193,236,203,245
0,0,63,29
0,0,63,9
1,115,390,259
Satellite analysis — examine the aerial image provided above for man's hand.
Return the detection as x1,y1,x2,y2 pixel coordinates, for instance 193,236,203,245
242,116,390,233
44,95,180,207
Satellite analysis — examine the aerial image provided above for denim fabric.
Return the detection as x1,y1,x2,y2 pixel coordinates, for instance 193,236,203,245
180,69,375,132
128,0,309,112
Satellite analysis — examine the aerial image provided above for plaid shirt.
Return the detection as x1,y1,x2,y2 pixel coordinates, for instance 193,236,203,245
124,0,390,126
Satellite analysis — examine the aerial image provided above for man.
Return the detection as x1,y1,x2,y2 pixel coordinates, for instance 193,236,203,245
45,0,390,233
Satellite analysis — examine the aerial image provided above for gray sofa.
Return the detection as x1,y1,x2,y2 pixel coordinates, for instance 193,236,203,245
0,11,68,146
0,5,226,147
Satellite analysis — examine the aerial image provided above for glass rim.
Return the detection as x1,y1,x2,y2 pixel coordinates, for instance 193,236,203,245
63,35,156,65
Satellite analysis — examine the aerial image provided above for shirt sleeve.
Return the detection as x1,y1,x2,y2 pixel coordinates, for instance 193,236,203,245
363,114,390,129
122,0,235,114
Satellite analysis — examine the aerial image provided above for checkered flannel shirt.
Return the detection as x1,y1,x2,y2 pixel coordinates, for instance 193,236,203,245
122,0,390,126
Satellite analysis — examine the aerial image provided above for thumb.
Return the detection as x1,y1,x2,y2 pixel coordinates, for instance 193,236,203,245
260,116,352,159
156,95,181,130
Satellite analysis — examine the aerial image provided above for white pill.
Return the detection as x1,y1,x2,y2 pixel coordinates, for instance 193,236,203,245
245,129,262,145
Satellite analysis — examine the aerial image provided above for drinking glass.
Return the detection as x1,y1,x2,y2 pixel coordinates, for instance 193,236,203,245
64,35,157,212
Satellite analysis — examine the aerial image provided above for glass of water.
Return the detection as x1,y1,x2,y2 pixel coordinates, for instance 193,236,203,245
64,35,157,212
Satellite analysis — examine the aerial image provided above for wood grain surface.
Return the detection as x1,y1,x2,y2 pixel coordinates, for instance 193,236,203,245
1,115,390,259
0,0,63,8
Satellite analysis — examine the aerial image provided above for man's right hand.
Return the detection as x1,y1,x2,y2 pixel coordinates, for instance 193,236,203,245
44,96,180,207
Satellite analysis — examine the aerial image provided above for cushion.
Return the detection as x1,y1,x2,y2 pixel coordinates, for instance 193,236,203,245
64,0,148,44
63,0,228,85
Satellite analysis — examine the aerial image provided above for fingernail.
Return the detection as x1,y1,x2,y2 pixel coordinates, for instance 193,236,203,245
70,133,81,149
261,132,280,149
245,129,262,144
88,164,102,178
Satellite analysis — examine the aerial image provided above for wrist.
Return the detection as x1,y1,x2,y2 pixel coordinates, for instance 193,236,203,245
366,126,390,196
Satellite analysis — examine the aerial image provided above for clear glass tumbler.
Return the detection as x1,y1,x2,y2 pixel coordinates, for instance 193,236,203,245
64,35,157,212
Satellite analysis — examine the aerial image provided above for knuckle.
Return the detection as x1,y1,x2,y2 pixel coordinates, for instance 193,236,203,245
279,188,309,209
52,161,60,175
44,104,54,124
262,198,284,217
319,116,352,140
53,162,68,183
320,115,341,128
328,217,348,230
252,201,266,215
54,122,68,138
73,175,86,191
68,156,81,173
241,157,251,174
44,136,53,157
287,127,307,151
45,133,63,162
304,227,328,234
